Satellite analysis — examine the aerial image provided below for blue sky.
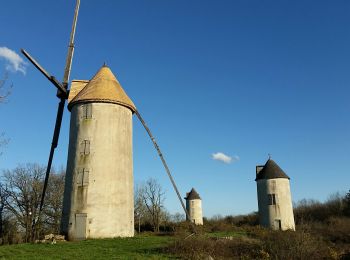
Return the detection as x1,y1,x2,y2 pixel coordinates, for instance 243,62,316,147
0,0,349,217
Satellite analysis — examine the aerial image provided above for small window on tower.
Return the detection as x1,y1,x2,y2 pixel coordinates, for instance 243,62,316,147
83,104,92,119
268,194,277,205
81,140,90,155
77,168,89,187
82,169,89,186
76,169,83,186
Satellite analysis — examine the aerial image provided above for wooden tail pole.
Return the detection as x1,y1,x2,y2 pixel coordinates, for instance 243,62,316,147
134,110,196,234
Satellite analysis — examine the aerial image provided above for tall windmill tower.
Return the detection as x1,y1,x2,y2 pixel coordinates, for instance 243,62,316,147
256,159,295,231
60,65,136,240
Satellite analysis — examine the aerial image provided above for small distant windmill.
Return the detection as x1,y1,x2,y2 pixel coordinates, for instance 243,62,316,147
21,0,194,240
185,188,203,225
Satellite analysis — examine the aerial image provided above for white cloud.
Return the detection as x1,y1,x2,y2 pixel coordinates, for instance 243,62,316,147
0,47,27,75
212,152,239,164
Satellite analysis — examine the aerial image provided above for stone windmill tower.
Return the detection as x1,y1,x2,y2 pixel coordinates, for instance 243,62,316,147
184,188,203,225
255,159,295,231
60,65,136,240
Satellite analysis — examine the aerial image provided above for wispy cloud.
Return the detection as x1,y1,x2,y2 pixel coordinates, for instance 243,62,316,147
0,47,27,75
212,152,240,164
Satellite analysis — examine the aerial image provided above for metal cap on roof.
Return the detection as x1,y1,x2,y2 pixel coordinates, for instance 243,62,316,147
255,159,290,181
68,65,136,112
184,188,201,200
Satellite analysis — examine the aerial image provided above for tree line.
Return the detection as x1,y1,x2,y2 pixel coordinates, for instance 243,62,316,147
202,190,350,230
0,162,349,244
0,164,185,244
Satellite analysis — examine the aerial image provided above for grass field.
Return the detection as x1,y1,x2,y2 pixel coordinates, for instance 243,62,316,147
1,226,348,259
0,234,176,260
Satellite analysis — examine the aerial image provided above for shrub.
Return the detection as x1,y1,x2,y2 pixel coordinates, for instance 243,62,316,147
265,230,330,259
344,190,350,217
308,217,350,244
294,192,347,224
166,223,349,259
249,226,334,259
165,236,264,259
223,212,259,227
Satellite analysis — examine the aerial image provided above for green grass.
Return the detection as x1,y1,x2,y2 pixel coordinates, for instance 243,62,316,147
0,234,176,260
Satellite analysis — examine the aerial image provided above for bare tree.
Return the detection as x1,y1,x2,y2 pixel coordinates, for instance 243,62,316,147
0,182,9,241
140,178,165,232
171,212,185,223
134,184,148,233
43,169,65,234
326,192,345,216
3,164,45,242
160,209,171,231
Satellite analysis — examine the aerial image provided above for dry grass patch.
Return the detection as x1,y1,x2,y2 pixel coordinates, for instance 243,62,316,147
165,235,266,259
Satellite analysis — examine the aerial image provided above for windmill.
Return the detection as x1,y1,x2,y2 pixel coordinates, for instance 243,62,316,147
22,0,194,240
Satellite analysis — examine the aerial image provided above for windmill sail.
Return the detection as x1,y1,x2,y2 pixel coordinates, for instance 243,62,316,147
59,0,80,97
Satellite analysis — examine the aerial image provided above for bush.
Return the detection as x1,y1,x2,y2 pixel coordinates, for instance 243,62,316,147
344,190,350,217
294,193,347,224
1,218,22,245
165,235,264,259
257,229,332,259
308,217,350,244
166,225,344,259
223,212,259,227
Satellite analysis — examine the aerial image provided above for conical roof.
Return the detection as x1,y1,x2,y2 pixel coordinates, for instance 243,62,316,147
184,188,201,200
68,65,136,112
255,159,290,181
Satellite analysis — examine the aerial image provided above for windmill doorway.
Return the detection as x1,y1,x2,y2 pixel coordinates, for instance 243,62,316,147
274,219,282,230
75,213,87,239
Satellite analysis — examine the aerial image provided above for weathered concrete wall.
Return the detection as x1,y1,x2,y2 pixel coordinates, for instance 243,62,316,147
186,199,203,225
257,179,295,231
61,102,134,240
